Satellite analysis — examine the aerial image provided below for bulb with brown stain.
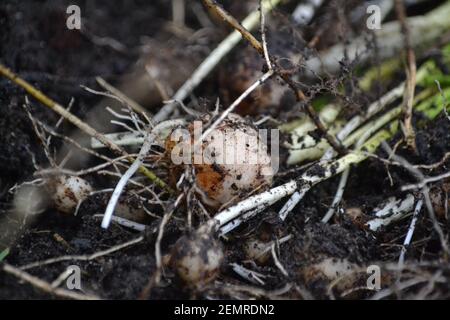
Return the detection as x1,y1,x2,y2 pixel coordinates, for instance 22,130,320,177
166,113,274,209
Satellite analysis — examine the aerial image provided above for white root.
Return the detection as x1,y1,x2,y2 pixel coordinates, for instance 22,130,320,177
101,118,186,228
219,205,267,235
398,198,423,266
94,214,147,232
101,135,152,229
321,124,375,223
91,119,185,148
366,194,416,232
153,0,281,123
401,172,450,192
230,263,266,285
271,242,289,277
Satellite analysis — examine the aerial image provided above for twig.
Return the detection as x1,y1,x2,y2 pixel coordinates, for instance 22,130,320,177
18,236,144,270
91,118,185,148
415,152,450,170
0,62,170,191
271,242,288,277
395,0,417,150
259,0,272,71
401,172,450,191
153,0,282,122
2,263,100,300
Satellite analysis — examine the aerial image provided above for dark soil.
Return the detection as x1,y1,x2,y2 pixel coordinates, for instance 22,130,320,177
1,0,449,300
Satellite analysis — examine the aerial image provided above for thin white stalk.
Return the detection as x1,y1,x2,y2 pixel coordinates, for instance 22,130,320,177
153,0,281,122
260,0,272,71
398,199,423,267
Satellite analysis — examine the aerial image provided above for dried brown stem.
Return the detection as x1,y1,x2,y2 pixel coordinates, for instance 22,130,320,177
395,0,417,151
2,263,100,300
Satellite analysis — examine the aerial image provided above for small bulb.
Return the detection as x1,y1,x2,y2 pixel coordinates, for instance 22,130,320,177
243,238,271,264
166,113,274,209
171,225,224,287
47,175,93,214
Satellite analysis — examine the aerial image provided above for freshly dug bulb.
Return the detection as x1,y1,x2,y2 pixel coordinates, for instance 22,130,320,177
300,258,360,293
166,113,274,209
47,175,93,214
170,225,224,287
243,238,271,264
